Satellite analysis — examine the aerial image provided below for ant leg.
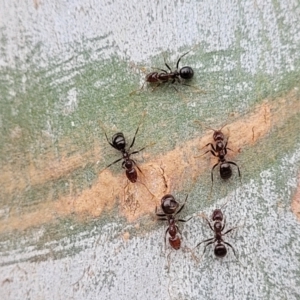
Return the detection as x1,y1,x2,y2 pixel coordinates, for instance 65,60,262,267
176,51,191,69
129,127,141,149
129,112,146,149
227,161,241,177
133,161,143,174
102,157,123,171
130,81,146,96
221,216,226,231
157,217,168,221
130,147,146,155
202,143,217,152
164,228,169,250
211,162,219,182
209,150,218,157
151,83,161,92
163,56,172,71
202,240,215,256
195,148,218,159
180,82,206,92
174,195,188,215
203,217,214,232
224,141,234,152
224,241,238,259
222,226,239,236
195,237,214,249
178,216,192,223
175,225,181,235
104,132,117,149
152,67,168,74
155,206,167,217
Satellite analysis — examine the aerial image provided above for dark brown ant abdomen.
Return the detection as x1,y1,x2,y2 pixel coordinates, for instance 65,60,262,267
220,162,232,180
214,243,227,258
126,168,137,183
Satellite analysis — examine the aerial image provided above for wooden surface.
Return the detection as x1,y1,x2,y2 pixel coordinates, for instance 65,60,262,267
1,0,300,299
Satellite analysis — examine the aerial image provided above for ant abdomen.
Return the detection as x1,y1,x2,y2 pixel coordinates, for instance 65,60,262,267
126,168,137,183
220,162,233,180
214,244,227,258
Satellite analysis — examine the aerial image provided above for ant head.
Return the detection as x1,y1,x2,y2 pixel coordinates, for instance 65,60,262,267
161,194,179,215
214,243,227,258
179,66,194,79
112,133,126,151
220,162,232,180
212,209,223,221
213,130,225,141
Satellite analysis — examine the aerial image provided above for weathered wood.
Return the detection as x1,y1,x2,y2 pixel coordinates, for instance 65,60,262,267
1,0,300,299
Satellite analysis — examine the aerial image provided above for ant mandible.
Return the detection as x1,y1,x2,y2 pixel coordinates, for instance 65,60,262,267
146,51,194,90
195,208,237,258
104,124,145,183
156,194,191,250
201,126,241,182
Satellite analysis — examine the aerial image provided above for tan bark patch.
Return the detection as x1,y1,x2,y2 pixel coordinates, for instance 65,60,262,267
0,88,299,232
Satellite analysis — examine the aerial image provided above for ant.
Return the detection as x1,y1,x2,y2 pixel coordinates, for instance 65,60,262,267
155,194,191,250
201,126,241,182
104,124,145,183
195,208,237,258
145,51,194,90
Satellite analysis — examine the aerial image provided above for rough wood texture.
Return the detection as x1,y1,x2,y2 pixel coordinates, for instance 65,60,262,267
1,1,300,299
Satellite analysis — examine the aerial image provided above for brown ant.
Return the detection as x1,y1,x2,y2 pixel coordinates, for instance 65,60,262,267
201,126,241,182
155,194,191,250
195,208,238,258
104,124,145,183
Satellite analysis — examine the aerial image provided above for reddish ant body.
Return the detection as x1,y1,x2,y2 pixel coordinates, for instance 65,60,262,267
202,127,241,181
146,51,194,89
104,125,145,183
156,194,191,250
196,209,237,258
